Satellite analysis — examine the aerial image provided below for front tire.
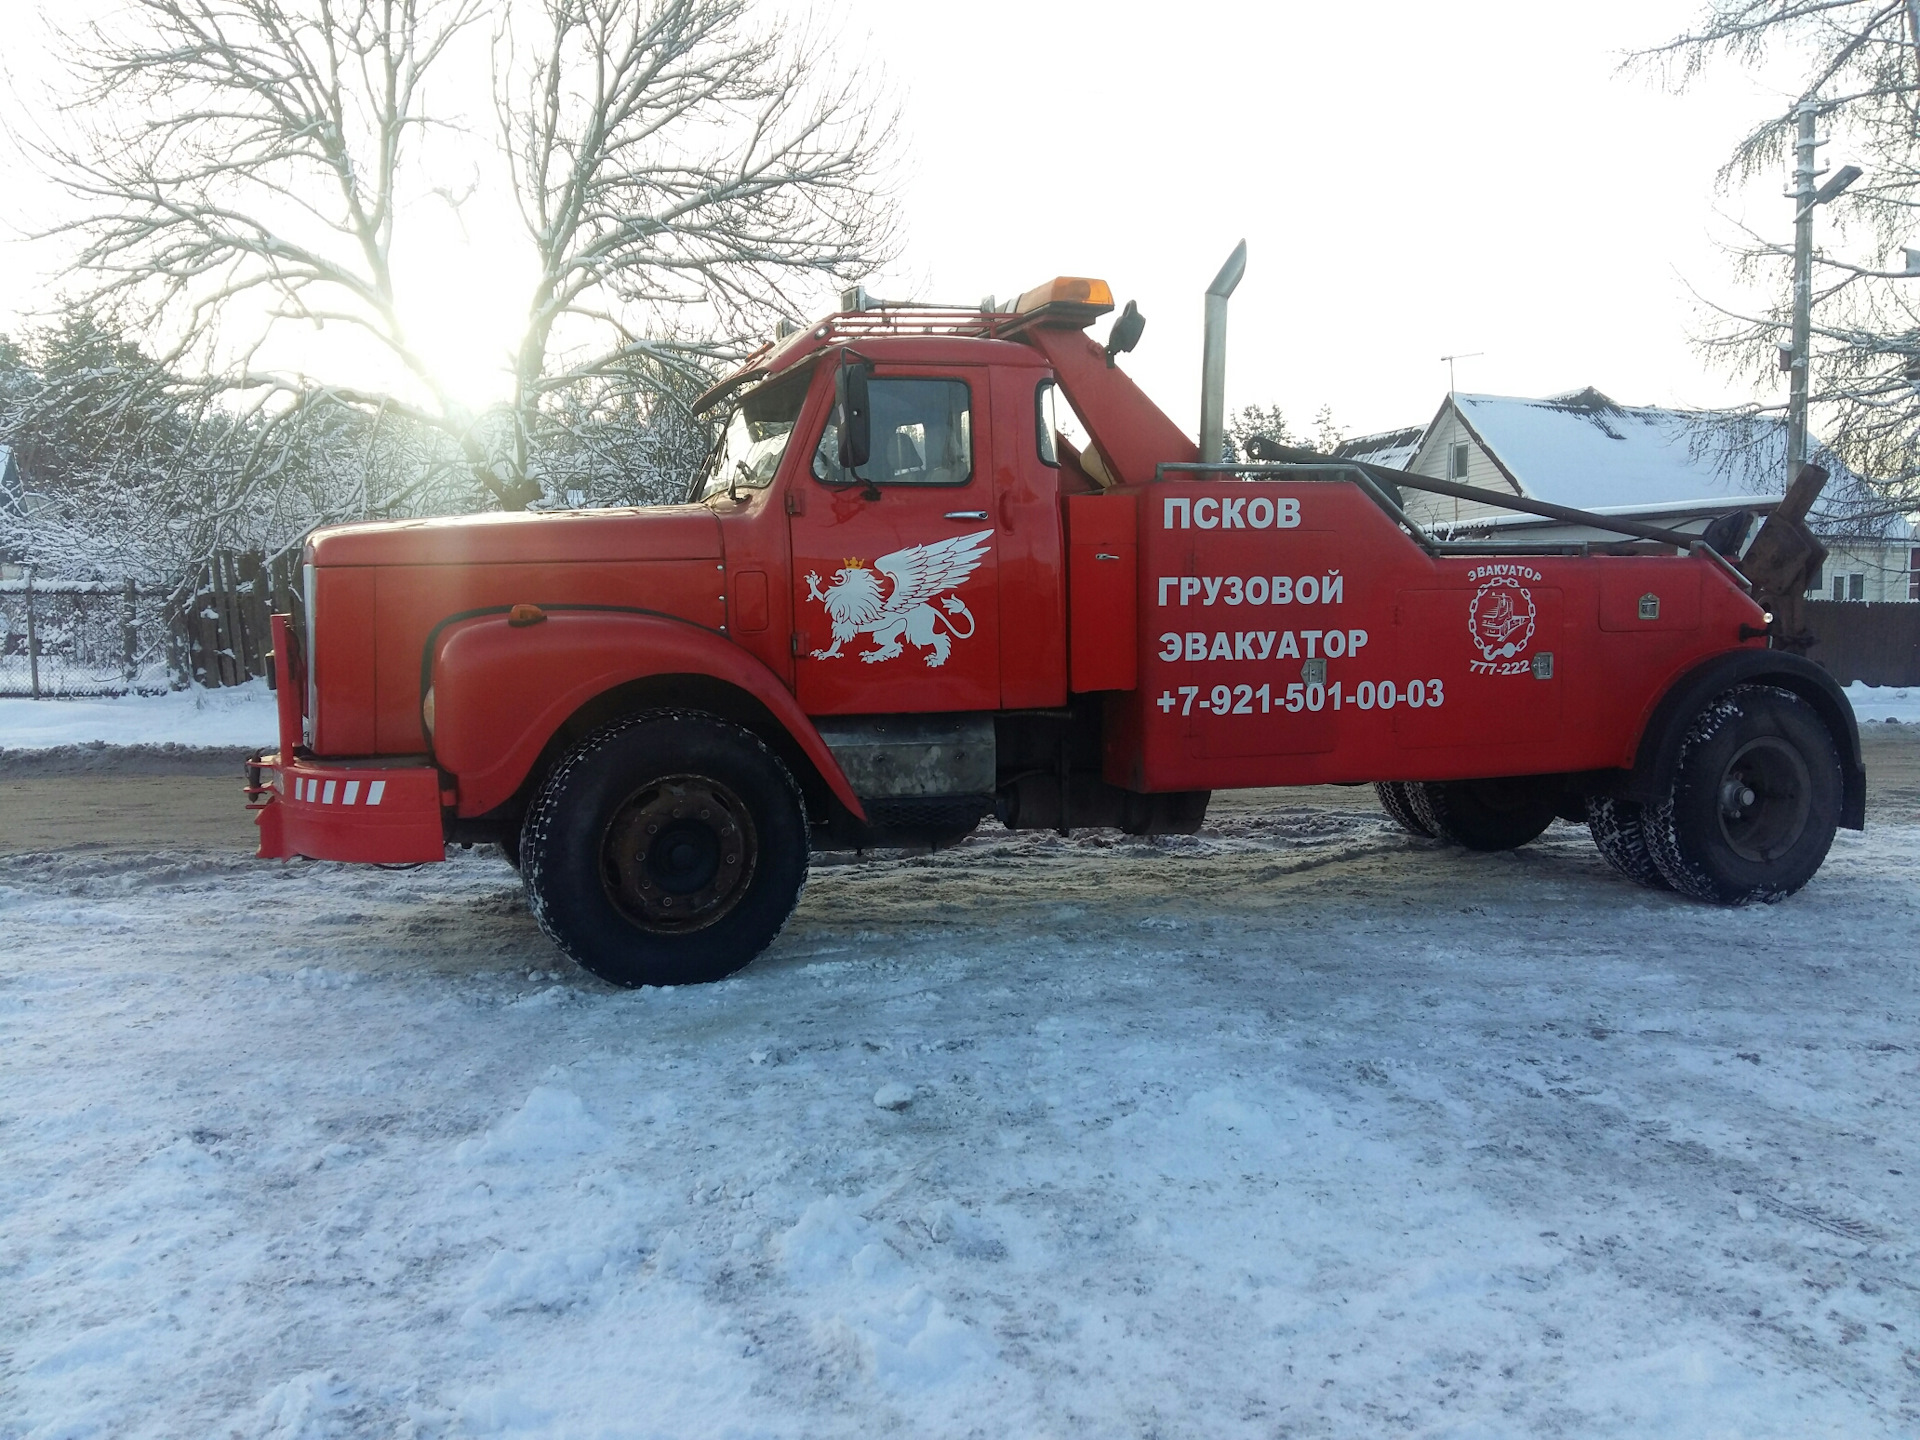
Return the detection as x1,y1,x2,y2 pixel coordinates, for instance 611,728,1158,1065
521,712,809,986
1410,777,1558,852
1643,685,1840,904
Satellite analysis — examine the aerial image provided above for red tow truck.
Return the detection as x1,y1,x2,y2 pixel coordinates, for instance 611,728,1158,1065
251,250,1862,986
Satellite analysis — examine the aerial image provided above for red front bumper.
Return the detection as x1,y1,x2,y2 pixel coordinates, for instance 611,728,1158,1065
249,613,447,863
250,753,448,862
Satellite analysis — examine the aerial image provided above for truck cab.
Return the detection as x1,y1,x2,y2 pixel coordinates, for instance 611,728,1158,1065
252,267,1865,989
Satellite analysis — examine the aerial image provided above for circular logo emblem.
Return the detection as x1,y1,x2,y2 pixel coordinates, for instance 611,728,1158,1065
1469,578,1537,662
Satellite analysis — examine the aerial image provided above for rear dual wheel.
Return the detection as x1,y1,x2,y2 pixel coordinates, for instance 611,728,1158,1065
1378,777,1558,851
1641,685,1840,904
520,712,809,987
1374,781,1436,839
1586,686,1840,903
1585,796,1667,889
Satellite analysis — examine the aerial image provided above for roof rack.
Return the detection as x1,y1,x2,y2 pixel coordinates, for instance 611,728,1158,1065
792,307,1034,343
694,278,1112,413
693,307,1041,413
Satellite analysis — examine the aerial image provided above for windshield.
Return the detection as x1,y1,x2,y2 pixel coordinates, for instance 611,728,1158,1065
694,366,812,501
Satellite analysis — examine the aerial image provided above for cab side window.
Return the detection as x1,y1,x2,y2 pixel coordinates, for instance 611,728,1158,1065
814,378,972,486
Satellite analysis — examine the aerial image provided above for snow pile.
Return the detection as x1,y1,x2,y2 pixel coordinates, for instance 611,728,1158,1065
0,679,277,750
1846,683,1920,725
4,804,1918,1436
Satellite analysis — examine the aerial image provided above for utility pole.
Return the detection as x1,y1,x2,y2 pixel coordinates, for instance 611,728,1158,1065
1783,102,1862,485
1786,99,1819,483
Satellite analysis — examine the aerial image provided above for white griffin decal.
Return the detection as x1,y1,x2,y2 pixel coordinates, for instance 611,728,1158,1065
805,529,992,667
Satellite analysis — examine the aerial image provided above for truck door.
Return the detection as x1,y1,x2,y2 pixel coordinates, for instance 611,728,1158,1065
789,369,1001,715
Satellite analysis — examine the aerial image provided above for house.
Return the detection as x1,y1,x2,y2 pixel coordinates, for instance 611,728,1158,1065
1334,388,1916,602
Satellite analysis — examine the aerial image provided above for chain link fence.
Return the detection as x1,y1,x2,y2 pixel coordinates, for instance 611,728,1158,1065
0,579,178,697
2,550,307,698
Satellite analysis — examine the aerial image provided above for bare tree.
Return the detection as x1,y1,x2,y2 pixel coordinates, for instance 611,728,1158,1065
1636,3,1920,519
495,1,895,504
37,0,896,511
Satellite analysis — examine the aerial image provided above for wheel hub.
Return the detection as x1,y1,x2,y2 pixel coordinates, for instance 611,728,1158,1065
602,775,757,933
1716,736,1812,864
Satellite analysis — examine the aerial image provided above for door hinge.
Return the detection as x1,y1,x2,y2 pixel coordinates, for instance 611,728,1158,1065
785,490,804,516
791,631,802,657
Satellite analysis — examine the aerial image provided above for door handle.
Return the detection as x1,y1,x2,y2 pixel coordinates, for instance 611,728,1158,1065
943,510,989,521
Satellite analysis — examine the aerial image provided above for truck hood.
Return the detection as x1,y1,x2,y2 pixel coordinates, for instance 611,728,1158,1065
306,505,722,567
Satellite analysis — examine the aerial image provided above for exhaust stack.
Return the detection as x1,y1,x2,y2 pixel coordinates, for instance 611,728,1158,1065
1198,240,1248,463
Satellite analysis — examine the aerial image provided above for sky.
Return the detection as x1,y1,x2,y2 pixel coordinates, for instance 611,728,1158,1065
827,0,1824,439
0,0,1846,443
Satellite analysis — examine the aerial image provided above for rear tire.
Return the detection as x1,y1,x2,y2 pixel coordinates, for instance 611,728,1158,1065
1375,781,1437,838
1643,685,1840,904
521,711,809,986
1585,796,1669,889
1410,777,1558,852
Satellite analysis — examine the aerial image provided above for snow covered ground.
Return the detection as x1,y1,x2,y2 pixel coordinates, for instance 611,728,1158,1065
0,680,277,751
4,800,1917,1437
2,679,1915,752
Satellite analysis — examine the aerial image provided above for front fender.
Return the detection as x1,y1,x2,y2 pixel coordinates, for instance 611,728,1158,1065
428,608,865,822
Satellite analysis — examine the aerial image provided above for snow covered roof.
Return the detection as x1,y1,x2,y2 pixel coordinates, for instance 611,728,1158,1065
1333,425,1423,471
1443,388,1909,541
1450,388,1786,510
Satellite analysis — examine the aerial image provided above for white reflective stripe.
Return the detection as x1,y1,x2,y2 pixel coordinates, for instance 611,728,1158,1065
367,780,386,806
303,779,317,802
343,780,360,805
321,780,337,804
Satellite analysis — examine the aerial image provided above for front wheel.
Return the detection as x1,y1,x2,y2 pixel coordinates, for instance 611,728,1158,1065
1643,685,1840,904
521,712,810,986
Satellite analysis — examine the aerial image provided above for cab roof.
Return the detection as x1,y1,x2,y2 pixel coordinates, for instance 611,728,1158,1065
693,277,1114,415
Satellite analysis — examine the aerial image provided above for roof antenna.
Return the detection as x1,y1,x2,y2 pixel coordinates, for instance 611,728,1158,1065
1441,351,1484,394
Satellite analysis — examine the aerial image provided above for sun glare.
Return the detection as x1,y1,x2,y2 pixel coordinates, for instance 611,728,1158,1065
393,216,532,414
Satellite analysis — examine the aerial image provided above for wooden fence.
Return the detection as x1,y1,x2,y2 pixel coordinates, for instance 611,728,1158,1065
1804,600,1920,687
177,549,305,689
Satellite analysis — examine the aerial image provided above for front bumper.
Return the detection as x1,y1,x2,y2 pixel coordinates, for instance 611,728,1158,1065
250,753,448,862
249,611,446,863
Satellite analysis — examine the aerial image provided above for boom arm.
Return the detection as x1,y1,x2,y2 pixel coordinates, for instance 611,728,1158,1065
1025,327,1197,487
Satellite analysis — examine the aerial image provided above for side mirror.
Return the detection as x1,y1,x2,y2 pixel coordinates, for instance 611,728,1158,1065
1104,299,1145,367
836,360,871,471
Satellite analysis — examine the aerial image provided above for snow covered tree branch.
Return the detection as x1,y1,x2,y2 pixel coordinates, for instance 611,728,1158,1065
0,305,474,591
1635,2,1920,516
